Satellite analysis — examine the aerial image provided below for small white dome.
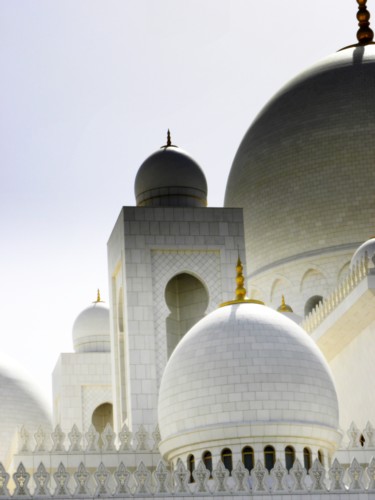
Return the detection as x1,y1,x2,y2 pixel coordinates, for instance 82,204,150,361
158,303,339,462
72,301,110,353
0,354,51,466
350,236,375,270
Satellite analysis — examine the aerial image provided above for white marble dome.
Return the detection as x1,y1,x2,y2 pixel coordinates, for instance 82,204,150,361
351,236,375,270
0,354,51,466
225,45,375,292
72,301,110,353
158,302,340,462
134,143,207,207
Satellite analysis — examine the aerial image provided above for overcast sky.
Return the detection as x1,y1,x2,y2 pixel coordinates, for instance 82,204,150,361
0,1,361,407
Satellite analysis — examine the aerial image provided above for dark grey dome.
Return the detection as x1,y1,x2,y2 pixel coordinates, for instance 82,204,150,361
225,45,375,276
134,145,207,207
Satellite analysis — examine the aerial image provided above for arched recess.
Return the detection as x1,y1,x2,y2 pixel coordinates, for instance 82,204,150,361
165,273,208,358
270,276,292,307
92,402,113,437
304,295,323,316
300,267,327,310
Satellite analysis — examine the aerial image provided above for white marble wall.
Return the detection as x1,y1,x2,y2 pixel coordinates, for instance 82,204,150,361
107,206,245,435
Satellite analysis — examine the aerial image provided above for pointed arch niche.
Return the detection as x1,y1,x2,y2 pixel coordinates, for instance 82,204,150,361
165,273,209,357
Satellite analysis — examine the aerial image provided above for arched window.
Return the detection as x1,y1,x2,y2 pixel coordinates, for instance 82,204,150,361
264,445,275,472
304,295,323,316
203,451,213,477
221,448,233,474
285,446,295,471
187,454,195,483
165,273,209,357
303,447,312,472
92,402,113,449
242,446,254,472
318,450,324,465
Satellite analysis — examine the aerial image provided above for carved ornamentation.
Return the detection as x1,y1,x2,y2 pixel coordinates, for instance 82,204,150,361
85,424,99,452
192,461,210,494
114,462,131,496
328,458,345,491
232,461,249,492
101,423,116,452
33,463,50,496
68,424,83,452
310,459,326,492
51,425,65,452
348,457,364,490
134,461,152,495
94,463,111,497
154,461,170,494
173,459,190,494
290,459,306,492
118,424,133,451
135,425,149,451
13,463,30,497
251,460,267,492
53,463,70,497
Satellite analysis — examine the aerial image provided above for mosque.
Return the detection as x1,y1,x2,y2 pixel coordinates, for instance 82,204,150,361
1,1,375,498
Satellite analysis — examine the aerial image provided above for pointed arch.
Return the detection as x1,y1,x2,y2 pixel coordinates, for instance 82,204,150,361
165,273,209,357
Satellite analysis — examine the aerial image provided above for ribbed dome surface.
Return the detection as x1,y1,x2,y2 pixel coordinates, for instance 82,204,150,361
134,146,207,207
225,45,375,277
72,302,110,353
158,303,339,461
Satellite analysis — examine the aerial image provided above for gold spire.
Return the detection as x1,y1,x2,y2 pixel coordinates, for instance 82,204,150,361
356,0,374,44
339,0,375,50
161,129,177,149
277,295,293,313
220,256,264,307
93,289,104,303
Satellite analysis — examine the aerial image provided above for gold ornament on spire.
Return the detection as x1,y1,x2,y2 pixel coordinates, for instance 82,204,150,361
220,255,264,307
356,0,374,44
339,0,375,50
93,289,104,303
277,295,293,313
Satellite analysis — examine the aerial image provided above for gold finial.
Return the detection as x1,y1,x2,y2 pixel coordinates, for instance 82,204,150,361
161,129,177,149
93,289,104,303
220,255,264,307
339,0,375,50
235,256,246,301
357,0,374,44
277,295,293,313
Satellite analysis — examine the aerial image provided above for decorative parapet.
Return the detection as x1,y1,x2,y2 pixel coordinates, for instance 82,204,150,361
302,254,370,333
3,457,375,497
17,423,158,454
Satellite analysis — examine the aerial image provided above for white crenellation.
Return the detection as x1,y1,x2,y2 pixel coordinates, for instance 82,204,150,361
4,457,375,496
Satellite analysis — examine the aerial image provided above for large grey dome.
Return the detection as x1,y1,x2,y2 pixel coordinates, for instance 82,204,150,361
134,144,207,207
225,45,375,280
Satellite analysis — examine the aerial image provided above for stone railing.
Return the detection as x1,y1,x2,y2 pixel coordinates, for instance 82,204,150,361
302,254,370,333
17,423,161,454
2,456,375,497
346,421,375,449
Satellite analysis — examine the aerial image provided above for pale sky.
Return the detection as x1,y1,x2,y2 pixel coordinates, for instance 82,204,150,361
0,0,360,408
